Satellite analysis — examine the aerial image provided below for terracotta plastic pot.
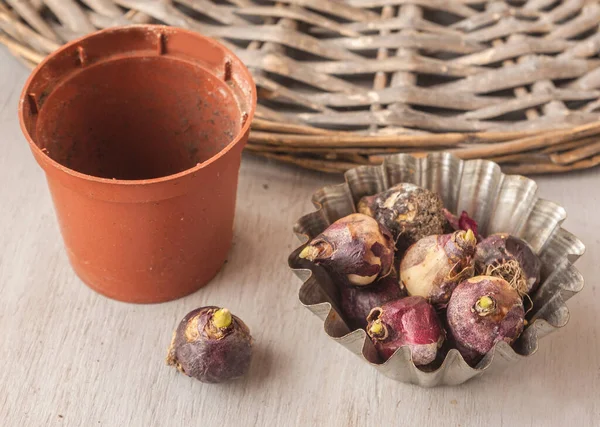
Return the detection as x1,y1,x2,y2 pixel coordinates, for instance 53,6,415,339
19,25,256,303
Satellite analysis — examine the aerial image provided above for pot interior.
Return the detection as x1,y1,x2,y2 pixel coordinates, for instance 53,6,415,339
35,56,242,180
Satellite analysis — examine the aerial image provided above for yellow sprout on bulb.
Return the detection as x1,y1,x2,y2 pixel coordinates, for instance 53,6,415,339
299,246,319,261
212,308,232,329
474,295,496,316
369,321,384,336
478,296,494,310
464,229,476,245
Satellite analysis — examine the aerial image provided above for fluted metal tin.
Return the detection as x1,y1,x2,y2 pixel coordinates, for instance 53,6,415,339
289,153,585,387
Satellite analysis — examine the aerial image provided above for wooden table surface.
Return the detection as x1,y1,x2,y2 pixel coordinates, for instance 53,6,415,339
1,47,599,427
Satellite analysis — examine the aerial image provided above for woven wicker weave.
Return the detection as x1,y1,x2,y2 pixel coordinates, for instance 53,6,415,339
2,0,600,174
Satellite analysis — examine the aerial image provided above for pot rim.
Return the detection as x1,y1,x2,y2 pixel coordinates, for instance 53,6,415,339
18,24,257,187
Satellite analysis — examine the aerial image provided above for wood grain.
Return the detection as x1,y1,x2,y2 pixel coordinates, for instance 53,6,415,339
0,48,598,427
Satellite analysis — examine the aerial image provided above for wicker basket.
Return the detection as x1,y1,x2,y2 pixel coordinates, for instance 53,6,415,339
2,0,600,174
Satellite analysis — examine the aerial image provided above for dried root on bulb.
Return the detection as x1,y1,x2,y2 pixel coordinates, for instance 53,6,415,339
475,233,541,296
358,183,446,251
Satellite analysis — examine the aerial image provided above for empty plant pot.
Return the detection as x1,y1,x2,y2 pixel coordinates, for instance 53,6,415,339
19,25,256,303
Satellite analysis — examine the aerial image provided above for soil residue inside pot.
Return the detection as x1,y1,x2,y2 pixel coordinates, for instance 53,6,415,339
35,56,242,180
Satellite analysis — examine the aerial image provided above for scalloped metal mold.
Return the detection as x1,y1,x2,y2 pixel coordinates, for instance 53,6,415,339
289,152,585,387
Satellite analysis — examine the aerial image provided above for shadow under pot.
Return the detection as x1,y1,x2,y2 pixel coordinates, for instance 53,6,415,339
19,25,257,303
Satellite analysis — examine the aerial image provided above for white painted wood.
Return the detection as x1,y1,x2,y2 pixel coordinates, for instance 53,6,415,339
0,47,598,427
